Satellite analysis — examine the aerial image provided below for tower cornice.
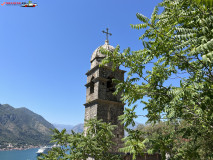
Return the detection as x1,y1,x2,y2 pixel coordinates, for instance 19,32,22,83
85,77,109,87
84,99,125,107
85,65,126,76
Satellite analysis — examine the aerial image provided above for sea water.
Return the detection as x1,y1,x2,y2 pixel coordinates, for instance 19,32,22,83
0,148,38,160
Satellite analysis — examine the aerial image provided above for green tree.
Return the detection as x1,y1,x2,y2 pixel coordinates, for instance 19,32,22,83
135,120,213,160
101,0,213,159
38,118,122,160
192,0,213,7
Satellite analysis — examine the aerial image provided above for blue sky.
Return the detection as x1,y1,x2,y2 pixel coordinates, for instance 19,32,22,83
0,0,163,125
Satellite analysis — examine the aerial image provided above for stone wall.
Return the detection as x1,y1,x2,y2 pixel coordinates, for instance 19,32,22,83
84,104,98,121
98,67,124,102
86,153,161,160
123,153,161,160
97,102,124,150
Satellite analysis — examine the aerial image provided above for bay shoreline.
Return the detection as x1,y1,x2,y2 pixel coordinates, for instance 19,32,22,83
0,146,39,151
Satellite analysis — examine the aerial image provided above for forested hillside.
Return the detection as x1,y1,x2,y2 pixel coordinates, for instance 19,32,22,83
0,104,54,148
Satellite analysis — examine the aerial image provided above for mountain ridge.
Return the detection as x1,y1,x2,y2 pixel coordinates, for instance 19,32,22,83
53,123,84,133
0,104,55,148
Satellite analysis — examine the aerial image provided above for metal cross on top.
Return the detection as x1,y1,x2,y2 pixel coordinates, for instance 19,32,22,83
102,28,112,42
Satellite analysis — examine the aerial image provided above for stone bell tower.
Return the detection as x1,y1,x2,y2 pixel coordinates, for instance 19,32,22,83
84,30,125,152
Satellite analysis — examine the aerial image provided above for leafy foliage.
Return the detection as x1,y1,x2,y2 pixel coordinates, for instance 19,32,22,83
38,118,122,160
136,120,213,160
192,0,213,7
101,0,213,159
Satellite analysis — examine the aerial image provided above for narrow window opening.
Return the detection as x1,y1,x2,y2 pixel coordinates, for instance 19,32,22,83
107,76,115,92
117,134,119,138
90,77,94,94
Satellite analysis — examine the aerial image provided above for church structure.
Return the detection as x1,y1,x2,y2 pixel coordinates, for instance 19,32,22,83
83,29,162,160
84,28,125,152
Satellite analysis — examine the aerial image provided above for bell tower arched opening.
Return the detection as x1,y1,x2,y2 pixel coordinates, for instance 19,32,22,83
90,77,94,94
107,76,115,92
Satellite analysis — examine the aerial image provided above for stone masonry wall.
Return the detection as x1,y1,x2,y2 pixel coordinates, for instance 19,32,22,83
84,104,98,121
98,67,124,102
124,153,161,160
85,61,125,153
